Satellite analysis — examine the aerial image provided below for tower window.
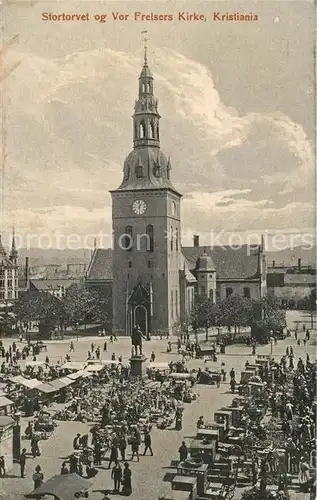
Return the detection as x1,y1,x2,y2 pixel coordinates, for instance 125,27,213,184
153,163,161,178
146,225,154,252
128,261,132,268
150,121,155,139
244,287,251,298
175,228,179,251
147,260,151,268
171,290,174,319
135,164,143,178
170,227,173,251
200,285,206,296
209,289,214,301
226,287,233,297
123,226,133,251
139,121,145,139
142,83,145,93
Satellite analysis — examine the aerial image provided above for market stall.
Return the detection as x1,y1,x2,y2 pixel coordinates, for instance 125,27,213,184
25,472,92,499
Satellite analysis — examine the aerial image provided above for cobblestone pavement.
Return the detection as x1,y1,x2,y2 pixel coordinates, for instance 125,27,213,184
1,325,315,500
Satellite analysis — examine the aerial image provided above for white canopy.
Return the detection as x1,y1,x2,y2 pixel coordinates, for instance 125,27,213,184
148,362,169,370
63,362,87,371
84,364,105,373
10,376,42,389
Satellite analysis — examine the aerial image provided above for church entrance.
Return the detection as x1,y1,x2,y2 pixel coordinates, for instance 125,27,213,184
127,281,151,336
134,305,148,336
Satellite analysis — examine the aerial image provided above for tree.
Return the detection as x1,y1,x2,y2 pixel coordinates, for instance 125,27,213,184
14,291,67,338
191,295,218,341
63,284,109,329
217,294,253,335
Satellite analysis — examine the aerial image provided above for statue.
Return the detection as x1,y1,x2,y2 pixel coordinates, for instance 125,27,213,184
131,325,146,356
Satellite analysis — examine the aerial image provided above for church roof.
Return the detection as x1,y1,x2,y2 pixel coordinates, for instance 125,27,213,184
195,251,216,272
115,147,180,194
140,63,153,78
86,248,113,281
182,245,260,280
85,245,260,283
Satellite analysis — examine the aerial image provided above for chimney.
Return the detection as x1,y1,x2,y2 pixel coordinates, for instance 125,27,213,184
298,258,301,272
272,260,275,268
193,235,200,247
25,256,29,289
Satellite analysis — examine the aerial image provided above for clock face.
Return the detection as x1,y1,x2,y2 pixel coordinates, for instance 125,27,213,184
132,199,147,215
171,201,177,215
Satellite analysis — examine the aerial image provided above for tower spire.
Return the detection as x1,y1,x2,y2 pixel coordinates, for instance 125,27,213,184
141,30,148,65
10,224,18,263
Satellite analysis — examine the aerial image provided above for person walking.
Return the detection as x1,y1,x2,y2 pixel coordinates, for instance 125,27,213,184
122,462,132,495
119,435,127,461
178,441,188,462
131,436,139,462
111,460,122,493
143,431,153,456
150,350,155,362
19,448,27,478
108,443,118,469
32,465,44,489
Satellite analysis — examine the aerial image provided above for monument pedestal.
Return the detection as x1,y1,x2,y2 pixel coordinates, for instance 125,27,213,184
129,354,147,378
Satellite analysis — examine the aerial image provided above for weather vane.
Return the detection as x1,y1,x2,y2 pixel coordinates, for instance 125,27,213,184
141,30,148,65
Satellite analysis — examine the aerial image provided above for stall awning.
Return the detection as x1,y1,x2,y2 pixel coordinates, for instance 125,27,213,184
10,376,43,389
47,378,71,391
37,383,56,394
148,362,169,370
25,472,92,500
63,362,87,371
0,416,14,428
67,371,85,380
0,396,13,407
84,364,105,373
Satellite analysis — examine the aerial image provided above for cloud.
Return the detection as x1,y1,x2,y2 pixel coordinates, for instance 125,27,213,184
2,46,314,243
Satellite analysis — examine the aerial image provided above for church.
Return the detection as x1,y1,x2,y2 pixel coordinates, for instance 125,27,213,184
86,48,267,336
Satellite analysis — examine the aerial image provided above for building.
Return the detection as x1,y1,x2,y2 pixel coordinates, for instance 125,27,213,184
29,278,82,298
267,258,316,306
0,234,19,301
86,49,266,336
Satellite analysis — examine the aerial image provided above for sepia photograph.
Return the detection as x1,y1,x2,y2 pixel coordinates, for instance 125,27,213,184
0,1,316,499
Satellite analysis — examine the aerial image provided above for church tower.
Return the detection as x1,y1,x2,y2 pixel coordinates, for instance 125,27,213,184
110,42,182,336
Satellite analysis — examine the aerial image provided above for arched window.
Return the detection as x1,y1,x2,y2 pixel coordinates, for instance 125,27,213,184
123,225,133,251
146,225,154,252
200,285,206,296
209,289,214,302
156,123,159,140
142,83,145,93
244,287,251,298
150,121,155,139
153,163,161,178
135,164,143,178
175,228,179,251
147,82,151,93
139,121,145,138
226,287,233,297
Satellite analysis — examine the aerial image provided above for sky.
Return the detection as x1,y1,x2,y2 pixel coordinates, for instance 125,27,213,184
1,0,315,250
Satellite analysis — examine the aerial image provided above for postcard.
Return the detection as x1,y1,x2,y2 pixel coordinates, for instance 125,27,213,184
0,1,315,499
